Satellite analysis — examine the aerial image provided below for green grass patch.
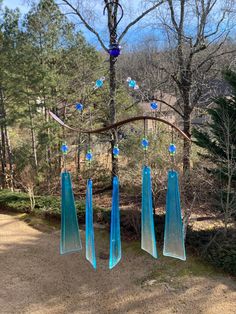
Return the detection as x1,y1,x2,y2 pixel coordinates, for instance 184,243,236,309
0,189,105,221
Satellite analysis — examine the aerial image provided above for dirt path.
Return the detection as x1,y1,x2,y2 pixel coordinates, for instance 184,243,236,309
0,213,235,314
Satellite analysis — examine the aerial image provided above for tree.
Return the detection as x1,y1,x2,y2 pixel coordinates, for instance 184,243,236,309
144,0,236,181
20,0,101,191
0,7,22,189
193,70,236,231
0,0,103,191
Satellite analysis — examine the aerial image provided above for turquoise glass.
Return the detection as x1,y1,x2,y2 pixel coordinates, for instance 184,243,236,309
109,176,121,269
60,171,82,255
141,166,158,258
86,179,96,269
163,170,186,261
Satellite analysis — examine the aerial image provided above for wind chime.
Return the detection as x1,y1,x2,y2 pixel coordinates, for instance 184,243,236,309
53,103,188,269
51,0,188,269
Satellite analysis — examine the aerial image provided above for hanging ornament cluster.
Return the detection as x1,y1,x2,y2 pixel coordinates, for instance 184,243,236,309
127,77,139,90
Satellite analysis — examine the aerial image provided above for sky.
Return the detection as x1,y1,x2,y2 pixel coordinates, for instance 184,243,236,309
2,0,162,49
2,0,234,51
3,0,29,13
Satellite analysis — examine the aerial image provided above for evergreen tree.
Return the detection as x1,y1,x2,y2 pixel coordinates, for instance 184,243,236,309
193,70,236,229
0,7,22,189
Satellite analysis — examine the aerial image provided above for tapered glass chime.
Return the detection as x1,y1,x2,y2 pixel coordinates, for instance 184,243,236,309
86,178,97,269
163,139,186,260
60,169,82,255
141,129,158,258
84,140,97,269
109,176,122,269
141,165,158,258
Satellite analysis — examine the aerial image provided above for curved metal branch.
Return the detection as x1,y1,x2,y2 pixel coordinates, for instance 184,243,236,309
49,111,191,141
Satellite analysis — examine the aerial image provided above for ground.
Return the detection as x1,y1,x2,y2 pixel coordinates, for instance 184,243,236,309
0,213,236,314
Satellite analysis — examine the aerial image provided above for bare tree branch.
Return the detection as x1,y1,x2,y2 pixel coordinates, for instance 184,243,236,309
118,0,165,43
61,0,108,52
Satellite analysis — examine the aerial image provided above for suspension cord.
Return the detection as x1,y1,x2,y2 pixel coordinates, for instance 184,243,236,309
88,133,91,179
171,126,174,172
144,118,147,166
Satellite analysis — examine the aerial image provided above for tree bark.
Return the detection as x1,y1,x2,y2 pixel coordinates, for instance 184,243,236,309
108,2,119,178
183,106,191,176
109,55,119,177
0,87,7,188
29,103,38,172
0,125,6,189
4,126,14,190
45,107,52,192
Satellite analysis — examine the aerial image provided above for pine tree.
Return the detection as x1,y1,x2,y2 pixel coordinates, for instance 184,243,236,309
193,70,236,230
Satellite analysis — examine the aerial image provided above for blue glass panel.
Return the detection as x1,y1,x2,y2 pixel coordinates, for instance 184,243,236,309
163,170,186,261
86,179,96,269
141,166,158,258
109,176,121,269
60,171,82,255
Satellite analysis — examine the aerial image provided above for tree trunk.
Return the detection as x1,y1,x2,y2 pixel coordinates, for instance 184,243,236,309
45,107,52,192
109,46,118,178
183,119,191,174
182,105,192,193
29,103,38,172
0,125,6,189
0,87,7,189
4,126,14,190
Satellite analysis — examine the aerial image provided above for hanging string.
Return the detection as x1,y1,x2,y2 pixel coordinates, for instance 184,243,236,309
171,126,175,172
85,106,93,180
61,106,68,172
87,133,92,179
63,148,67,172
144,118,147,166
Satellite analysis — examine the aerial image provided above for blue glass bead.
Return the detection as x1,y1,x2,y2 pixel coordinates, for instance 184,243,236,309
113,146,120,157
75,103,83,111
129,80,136,88
109,43,121,57
169,144,176,154
142,138,149,149
150,102,158,110
61,144,68,154
109,48,120,57
109,46,121,57
96,79,104,88
86,151,93,161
